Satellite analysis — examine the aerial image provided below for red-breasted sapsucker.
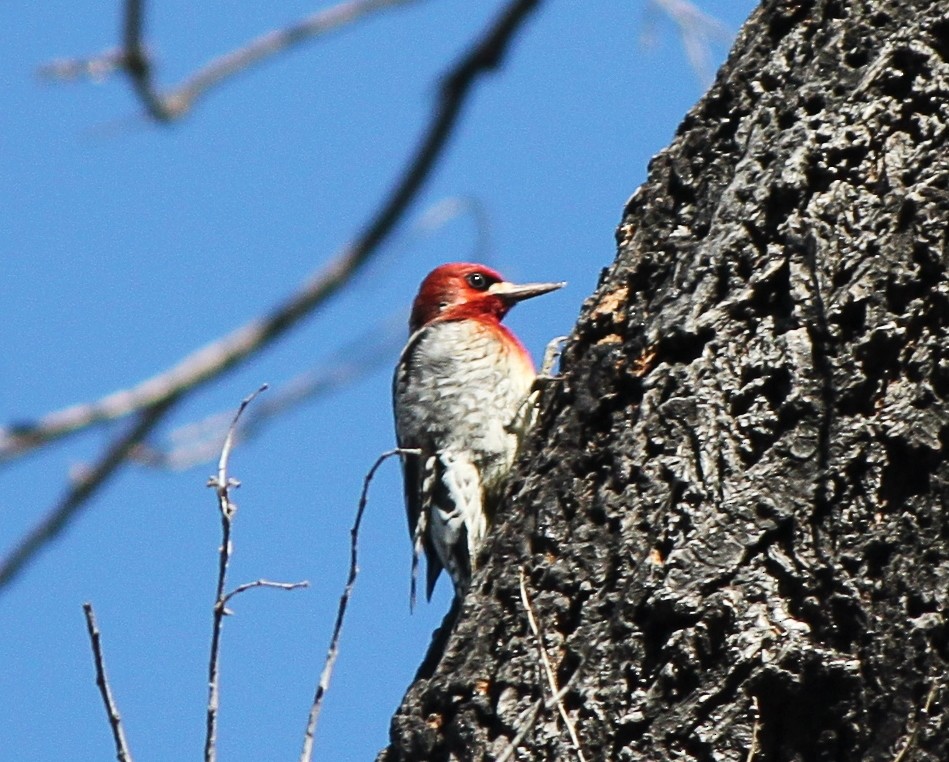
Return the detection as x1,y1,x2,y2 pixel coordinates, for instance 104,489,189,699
393,262,564,602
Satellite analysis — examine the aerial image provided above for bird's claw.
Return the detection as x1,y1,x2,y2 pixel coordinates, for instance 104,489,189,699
539,335,568,378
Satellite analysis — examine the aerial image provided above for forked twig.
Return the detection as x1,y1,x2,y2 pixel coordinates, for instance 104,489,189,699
299,448,418,762
204,385,310,762
83,602,134,762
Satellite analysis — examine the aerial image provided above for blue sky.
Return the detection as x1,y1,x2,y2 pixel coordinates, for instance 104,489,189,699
1,1,756,759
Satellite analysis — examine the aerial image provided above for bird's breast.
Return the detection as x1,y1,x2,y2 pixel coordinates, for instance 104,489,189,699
394,319,537,488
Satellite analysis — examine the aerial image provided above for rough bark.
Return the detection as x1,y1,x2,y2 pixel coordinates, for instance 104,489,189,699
379,0,949,759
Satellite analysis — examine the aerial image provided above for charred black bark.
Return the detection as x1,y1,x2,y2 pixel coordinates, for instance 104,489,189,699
379,1,949,759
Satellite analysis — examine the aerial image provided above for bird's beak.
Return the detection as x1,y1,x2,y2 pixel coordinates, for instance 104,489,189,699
488,279,565,303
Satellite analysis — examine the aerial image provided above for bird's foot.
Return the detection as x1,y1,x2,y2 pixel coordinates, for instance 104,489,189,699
538,335,568,380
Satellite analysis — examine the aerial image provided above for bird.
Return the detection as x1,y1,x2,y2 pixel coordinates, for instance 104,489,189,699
393,262,564,604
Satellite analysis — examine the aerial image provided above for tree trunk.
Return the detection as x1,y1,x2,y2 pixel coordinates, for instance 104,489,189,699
379,0,949,759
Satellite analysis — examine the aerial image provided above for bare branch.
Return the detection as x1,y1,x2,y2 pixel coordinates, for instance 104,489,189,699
43,0,425,120
168,0,425,120
221,579,310,611
40,49,126,82
745,696,760,762
3,0,538,465
128,194,487,472
495,698,544,762
518,567,586,761
891,679,941,762
204,385,267,762
82,602,134,762
120,0,171,120
131,315,404,471
0,398,176,592
299,448,417,762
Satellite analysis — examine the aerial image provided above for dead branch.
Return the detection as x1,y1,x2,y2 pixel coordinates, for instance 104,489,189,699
220,579,310,611
204,385,266,762
298,448,417,762
131,315,403,471
43,0,425,121
0,398,176,591
518,567,586,761
83,602,134,762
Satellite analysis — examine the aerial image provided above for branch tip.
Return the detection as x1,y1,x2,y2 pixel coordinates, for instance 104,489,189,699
82,602,134,762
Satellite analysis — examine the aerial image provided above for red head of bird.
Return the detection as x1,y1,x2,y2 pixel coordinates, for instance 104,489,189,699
409,262,565,334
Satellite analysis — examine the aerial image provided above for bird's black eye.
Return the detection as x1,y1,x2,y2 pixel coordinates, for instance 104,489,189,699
466,272,490,291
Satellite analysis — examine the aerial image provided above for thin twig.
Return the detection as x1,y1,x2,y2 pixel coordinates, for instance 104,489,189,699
204,385,267,762
83,602,134,762
495,681,578,762
40,49,126,82
131,315,404,470
2,0,539,465
892,679,940,762
43,0,425,120
518,568,586,761
745,696,760,762
221,579,310,611
299,448,417,762
496,698,544,762
165,0,423,120
0,398,176,591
